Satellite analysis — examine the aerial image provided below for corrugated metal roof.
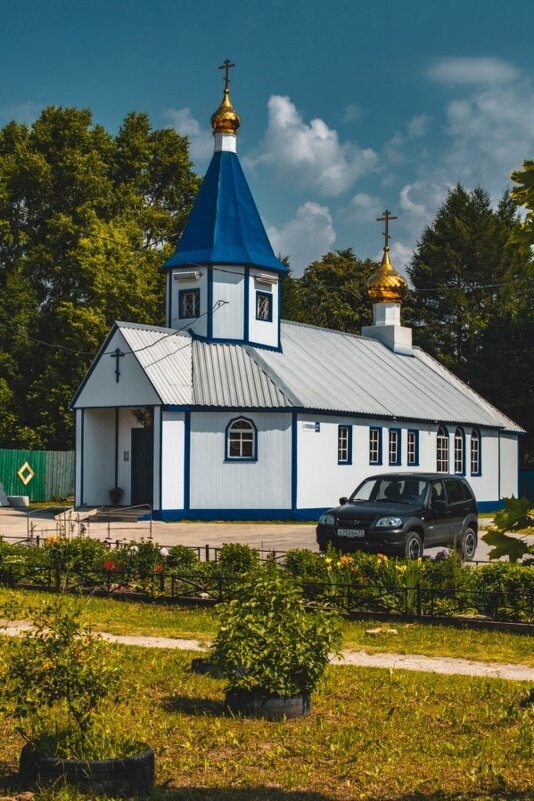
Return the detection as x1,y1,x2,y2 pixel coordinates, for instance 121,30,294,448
115,320,522,432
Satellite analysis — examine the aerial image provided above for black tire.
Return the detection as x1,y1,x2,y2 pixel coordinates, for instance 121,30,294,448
403,531,423,560
225,689,311,720
458,527,477,561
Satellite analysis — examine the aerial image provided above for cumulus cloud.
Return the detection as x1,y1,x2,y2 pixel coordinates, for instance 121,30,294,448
428,57,519,85
346,192,384,224
267,202,336,276
163,107,213,163
249,95,377,197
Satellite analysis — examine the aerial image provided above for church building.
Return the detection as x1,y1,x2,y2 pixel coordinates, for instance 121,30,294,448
72,71,522,519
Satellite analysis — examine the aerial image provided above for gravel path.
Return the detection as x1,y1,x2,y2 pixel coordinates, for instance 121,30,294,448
3,623,533,682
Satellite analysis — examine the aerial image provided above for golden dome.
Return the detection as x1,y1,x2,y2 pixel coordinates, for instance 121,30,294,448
211,88,240,135
367,246,407,303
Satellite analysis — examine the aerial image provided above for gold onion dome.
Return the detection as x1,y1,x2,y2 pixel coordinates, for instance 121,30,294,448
211,88,241,135
367,246,407,303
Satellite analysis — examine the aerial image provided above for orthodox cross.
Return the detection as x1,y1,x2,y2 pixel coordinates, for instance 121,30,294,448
219,59,235,90
376,209,398,248
110,348,125,383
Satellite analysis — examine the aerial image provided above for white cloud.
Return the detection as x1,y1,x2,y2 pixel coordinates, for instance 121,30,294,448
0,101,43,125
428,57,519,86
343,103,364,123
163,107,213,163
267,202,336,276
248,95,377,197
407,114,430,138
346,192,384,224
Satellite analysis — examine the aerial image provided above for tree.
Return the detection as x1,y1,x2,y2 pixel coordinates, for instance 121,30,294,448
282,249,377,333
511,159,534,245
406,185,534,465
0,107,200,449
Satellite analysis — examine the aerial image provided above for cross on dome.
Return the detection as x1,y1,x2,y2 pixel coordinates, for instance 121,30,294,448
219,58,235,90
376,209,398,250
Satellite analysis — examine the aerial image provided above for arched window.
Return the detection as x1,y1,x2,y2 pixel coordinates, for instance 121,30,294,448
454,427,465,474
225,417,257,461
436,425,449,473
470,429,481,475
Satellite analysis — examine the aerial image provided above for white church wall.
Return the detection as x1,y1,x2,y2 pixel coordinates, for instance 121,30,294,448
75,330,160,409
161,411,185,511
82,409,115,506
212,266,245,340
170,271,208,337
248,270,279,349
189,411,291,510
498,432,519,499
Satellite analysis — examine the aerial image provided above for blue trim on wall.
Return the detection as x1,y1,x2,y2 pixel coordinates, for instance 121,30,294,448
189,330,282,353
207,270,213,341
477,500,504,512
388,427,401,466
243,266,249,342
338,424,352,465
184,411,191,511
158,408,163,512
153,507,327,522
277,280,282,351
291,413,298,510
114,407,119,488
166,272,172,327
80,409,85,505
407,429,419,466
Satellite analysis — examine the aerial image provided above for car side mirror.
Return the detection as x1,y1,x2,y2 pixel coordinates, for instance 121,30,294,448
339,496,348,505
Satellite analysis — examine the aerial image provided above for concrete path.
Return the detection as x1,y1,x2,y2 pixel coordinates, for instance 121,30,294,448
2,623,533,682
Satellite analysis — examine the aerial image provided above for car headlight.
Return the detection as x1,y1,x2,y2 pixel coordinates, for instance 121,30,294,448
375,516,403,528
319,514,335,526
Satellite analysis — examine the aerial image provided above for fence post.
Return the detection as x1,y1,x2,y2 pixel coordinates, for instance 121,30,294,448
416,584,422,620
205,544,210,563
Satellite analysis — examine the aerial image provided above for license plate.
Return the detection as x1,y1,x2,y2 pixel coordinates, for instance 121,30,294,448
338,529,365,538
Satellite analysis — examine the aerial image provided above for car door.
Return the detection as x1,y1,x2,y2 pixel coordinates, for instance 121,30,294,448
445,478,472,546
425,479,451,546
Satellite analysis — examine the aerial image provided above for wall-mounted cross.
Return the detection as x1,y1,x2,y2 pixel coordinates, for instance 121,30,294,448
110,348,125,383
219,58,236,90
376,209,398,248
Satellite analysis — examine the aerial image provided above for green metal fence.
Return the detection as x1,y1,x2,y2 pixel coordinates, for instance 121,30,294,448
0,449,74,502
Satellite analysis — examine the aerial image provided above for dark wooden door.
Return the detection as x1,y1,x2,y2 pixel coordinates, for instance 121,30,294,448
131,427,154,507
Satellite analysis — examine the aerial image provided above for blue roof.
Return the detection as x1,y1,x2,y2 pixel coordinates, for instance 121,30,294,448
164,150,288,274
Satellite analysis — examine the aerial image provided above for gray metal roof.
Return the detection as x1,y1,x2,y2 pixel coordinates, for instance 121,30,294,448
115,320,522,432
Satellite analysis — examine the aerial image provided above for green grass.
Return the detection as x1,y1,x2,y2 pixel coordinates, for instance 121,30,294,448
1,587,533,666
0,643,532,800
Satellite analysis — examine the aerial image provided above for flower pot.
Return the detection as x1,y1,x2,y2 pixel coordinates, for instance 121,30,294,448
225,688,311,720
19,742,155,794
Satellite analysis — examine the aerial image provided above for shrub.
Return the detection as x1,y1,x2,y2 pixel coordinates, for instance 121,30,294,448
211,543,260,576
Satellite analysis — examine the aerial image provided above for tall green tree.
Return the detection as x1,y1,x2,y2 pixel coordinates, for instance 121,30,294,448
0,107,200,449
406,184,534,464
281,249,377,333
511,159,534,245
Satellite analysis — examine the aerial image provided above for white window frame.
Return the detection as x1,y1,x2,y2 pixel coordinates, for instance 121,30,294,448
225,417,257,461
436,425,449,473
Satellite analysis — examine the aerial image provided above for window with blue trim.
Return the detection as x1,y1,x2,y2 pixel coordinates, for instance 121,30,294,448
369,427,382,465
256,291,272,321
407,429,419,466
179,288,200,319
389,428,401,465
470,429,481,475
338,425,352,464
454,427,465,474
226,417,257,461
436,424,449,473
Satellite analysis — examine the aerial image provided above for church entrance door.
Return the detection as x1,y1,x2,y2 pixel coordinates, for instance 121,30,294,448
131,427,154,508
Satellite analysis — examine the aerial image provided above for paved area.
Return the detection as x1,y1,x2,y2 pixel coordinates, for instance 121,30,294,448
2,622,533,682
0,506,502,560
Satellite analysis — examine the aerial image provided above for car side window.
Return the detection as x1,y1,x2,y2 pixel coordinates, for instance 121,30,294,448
431,480,445,505
446,479,464,504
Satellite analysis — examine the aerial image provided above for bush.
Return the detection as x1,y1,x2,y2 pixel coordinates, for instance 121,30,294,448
473,562,534,621
211,543,260,577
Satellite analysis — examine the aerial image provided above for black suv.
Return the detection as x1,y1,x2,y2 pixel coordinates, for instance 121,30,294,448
316,473,478,560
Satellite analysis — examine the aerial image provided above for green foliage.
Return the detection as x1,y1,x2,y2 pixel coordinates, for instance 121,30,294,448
280,248,377,332
211,542,260,576
473,562,534,622
0,106,200,449
511,158,534,246
0,598,121,754
483,497,534,562
166,544,201,572
211,565,342,696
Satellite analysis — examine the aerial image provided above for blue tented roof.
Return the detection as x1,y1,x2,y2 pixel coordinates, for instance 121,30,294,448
164,150,288,273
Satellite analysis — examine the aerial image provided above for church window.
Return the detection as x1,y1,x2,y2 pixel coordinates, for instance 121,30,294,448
407,429,419,465
389,428,401,465
179,288,200,319
471,429,481,475
369,427,382,465
436,425,449,473
338,425,352,464
256,291,272,321
226,417,257,461
454,427,465,474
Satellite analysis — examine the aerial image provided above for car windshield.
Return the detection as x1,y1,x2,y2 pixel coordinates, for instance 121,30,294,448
349,477,428,505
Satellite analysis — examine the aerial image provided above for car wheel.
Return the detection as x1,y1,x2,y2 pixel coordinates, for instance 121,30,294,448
458,527,477,561
403,531,423,560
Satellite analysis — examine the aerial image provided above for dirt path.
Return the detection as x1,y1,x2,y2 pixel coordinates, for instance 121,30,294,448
3,623,533,682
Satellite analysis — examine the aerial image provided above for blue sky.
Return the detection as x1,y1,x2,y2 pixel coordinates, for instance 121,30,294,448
1,0,534,275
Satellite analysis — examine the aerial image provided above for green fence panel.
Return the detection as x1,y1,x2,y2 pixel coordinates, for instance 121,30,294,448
0,449,74,502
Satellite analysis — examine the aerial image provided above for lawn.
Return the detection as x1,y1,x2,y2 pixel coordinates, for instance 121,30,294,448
0,642,532,801
1,587,533,666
